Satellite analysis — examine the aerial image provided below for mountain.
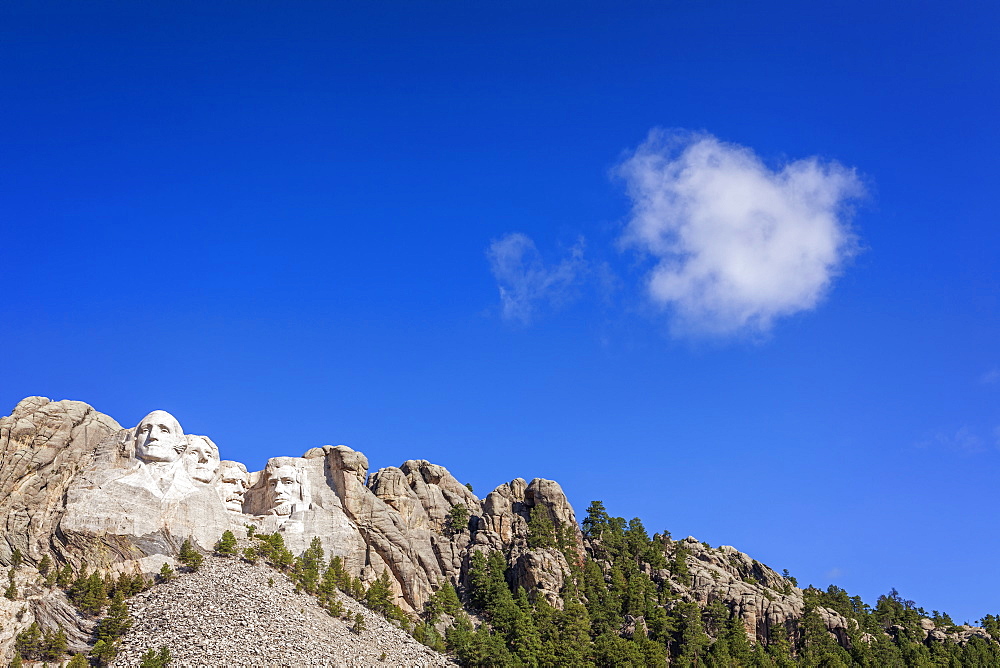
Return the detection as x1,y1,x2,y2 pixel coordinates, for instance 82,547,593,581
1,397,997,666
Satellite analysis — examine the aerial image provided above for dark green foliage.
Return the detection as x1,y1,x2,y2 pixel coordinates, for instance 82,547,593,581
214,530,238,556
594,632,643,665
981,613,1000,642
10,549,22,569
295,537,325,594
319,555,350,604
465,482,474,494
364,570,394,615
158,562,175,582
140,646,172,667
349,575,365,600
90,638,118,666
95,590,133,644
4,569,15,600
66,653,89,668
670,542,691,585
245,523,256,539
57,563,74,588
41,627,69,661
255,532,294,570
413,621,447,652
424,582,462,623
13,623,69,663
468,550,510,613
37,554,52,576
110,572,149,598
14,622,41,660
352,612,366,633
445,503,471,536
8,655,22,668
68,566,108,616
527,505,557,549
177,539,203,572
88,590,132,667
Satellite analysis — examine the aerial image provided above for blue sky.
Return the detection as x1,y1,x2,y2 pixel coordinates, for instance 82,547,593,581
2,2,998,622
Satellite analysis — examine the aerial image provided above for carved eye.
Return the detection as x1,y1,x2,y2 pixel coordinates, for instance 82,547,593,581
159,425,169,433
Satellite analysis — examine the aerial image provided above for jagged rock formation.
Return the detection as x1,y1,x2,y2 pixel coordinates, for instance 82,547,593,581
1,396,994,665
0,398,582,661
656,537,850,644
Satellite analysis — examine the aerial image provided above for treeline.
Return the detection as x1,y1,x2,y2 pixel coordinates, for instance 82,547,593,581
428,500,1000,667
6,546,170,667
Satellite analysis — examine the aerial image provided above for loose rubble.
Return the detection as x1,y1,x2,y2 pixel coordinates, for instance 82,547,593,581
112,556,454,667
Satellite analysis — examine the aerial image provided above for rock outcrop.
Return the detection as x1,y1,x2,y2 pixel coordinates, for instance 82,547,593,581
3,396,990,664
0,398,585,661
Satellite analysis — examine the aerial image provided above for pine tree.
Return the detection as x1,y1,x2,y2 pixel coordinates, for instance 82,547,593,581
139,646,171,667
66,653,89,668
352,612,366,633
508,589,542,665
37,554,52,576
4,569,15,600
445,616,475,658
445,503,470,536
526,505,557,548
158,562,175,582
214,530,238,557
178,539,203,572
90,638,118,666
14,622,42,661
57,563,74,588
297,537,324,594
95,591,133,644
40,627,68,661
10,549,22,569
365,570,394,616
555,600,593,665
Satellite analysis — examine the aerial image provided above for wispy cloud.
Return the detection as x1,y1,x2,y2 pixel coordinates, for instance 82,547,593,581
980,368,1000,385
487,233,586,324
917,426,1000,454
616,130,864,336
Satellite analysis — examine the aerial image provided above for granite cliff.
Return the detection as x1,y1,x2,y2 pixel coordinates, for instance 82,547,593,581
1,397,996,666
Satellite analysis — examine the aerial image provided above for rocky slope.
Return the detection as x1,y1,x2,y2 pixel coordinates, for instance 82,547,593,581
1,396,993,665
111,555,453,667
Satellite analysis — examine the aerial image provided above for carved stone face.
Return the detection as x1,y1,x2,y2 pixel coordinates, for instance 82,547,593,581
134,410,185,463
267,465,301,516
218,461,249,513
184,436,220,483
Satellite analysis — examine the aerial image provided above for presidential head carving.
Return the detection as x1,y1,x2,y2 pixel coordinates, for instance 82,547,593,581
218,460,250,513
263,457,309,516
184,435,221,483
134,410,186,464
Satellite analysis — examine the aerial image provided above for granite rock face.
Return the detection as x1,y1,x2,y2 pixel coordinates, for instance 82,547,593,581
0,398,583,633
0,397,122,566
4,395,970,661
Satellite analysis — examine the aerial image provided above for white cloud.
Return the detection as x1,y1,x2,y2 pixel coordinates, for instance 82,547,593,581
487,233,586,323
617,130,863,336
980,368,1000,385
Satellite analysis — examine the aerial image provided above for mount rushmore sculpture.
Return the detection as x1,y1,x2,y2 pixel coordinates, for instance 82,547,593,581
0,397,581,615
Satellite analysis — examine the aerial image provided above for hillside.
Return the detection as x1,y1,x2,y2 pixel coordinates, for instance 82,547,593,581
1,396,998,666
